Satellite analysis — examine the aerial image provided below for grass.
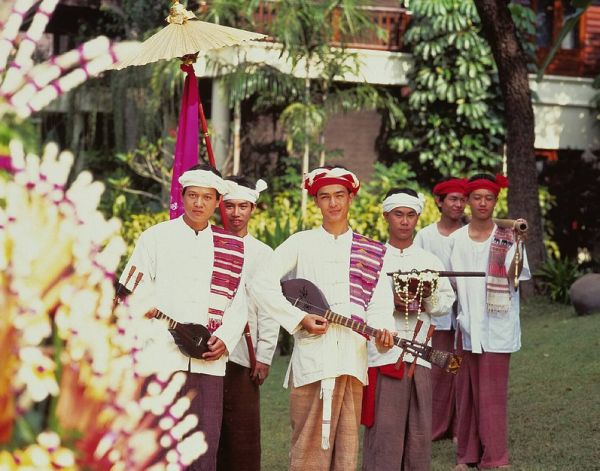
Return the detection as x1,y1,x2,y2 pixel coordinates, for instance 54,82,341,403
260,298,600,470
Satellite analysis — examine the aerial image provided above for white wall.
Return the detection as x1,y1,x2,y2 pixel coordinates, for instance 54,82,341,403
193,43,599,151
530,75,600,151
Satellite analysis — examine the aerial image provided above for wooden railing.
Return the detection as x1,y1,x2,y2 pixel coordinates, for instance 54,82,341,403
250,1,600,75
253,2,411,52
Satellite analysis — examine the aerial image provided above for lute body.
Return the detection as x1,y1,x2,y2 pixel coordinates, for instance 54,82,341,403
281,278,462,374
113,277,211,359
151,309,211,359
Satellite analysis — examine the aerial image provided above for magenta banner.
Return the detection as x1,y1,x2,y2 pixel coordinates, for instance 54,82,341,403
169,64,199,219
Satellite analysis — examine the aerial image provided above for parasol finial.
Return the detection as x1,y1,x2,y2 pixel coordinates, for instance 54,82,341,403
167,0,196,25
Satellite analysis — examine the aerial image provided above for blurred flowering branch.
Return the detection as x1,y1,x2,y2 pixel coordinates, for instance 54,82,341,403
0,140,206,469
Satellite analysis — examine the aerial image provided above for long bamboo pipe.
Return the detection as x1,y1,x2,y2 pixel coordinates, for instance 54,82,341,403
464,216,528,234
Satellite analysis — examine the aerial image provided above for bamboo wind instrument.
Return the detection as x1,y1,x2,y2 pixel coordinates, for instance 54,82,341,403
494,217,528,233
463,216,528,289
493,218,528,289
464,216,529,233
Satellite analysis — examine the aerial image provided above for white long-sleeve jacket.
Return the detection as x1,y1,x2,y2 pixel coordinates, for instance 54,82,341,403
414,222,457,330
120,217,247,376
250,226,395,388
450,224,531,354
228,234,280,368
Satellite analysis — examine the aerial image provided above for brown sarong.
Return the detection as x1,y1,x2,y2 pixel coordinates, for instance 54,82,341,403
180,372,224,471
455,351,511,468
217,361,260,471
289,375,362,471
362,363,432,471
431,329,457,441
142,371,224,471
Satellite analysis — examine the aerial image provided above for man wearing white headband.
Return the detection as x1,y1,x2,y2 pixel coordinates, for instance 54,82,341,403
362,188,455,471
119,163,247,471
251,165,395,470
217,175,279,471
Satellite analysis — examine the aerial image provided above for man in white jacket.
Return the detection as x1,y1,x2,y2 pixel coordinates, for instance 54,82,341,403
363,188,455,471
119,164,247,471
450,173,530,470
251,166,395,471
414,177,467,441
217,175,279,471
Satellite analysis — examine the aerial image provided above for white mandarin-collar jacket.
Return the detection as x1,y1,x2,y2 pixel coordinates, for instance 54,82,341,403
450,224,531,354
250,226,395,388
368,243,456,369
120,216,247,376
228,234,280,368
414,222,459,330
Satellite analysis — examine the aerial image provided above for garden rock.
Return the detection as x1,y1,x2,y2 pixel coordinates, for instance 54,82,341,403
569,273,600,315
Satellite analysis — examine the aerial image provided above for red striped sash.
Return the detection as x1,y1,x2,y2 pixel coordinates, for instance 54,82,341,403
207,225,244,332
349,233,386,323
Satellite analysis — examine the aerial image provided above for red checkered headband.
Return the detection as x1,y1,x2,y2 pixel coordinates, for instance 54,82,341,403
466,174,509,196
432,178,468,196
303,167,360,196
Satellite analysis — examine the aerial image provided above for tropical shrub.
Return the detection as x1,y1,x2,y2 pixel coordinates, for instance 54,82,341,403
119,211,169,271
536,257,583,304
387,0,504,184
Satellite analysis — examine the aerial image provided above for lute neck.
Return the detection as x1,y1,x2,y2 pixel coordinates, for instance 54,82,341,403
316,305,456,373
321,309,405,348
154,310,178,329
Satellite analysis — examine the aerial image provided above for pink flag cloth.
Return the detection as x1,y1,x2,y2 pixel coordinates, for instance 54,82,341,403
169,64,199,219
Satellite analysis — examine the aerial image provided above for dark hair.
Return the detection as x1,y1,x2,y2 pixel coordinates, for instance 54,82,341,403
182,163,222,197
384,187,418,200
468,173,496,183
225,174,255,189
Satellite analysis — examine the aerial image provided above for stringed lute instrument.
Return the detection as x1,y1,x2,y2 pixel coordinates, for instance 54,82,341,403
281,278,462,374
114,267,211,359
149,308,212,359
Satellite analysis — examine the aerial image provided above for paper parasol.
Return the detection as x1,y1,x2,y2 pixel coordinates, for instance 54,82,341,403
111,1,266,223
113,1,266,69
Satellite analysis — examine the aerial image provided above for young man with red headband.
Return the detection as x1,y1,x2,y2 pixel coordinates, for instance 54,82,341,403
414,177,467,442
450,173,530,470
251,166,395,471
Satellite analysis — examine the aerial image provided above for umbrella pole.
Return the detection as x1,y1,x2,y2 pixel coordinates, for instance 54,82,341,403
197,92,229,230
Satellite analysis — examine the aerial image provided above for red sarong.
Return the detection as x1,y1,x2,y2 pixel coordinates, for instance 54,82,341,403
361,363,405,427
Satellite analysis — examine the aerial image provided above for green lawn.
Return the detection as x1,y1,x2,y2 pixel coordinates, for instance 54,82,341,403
260,298,600,470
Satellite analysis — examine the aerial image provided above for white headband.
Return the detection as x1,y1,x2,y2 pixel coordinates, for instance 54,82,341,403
382,192,426,214
223,179,268,203
178,169,235,195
